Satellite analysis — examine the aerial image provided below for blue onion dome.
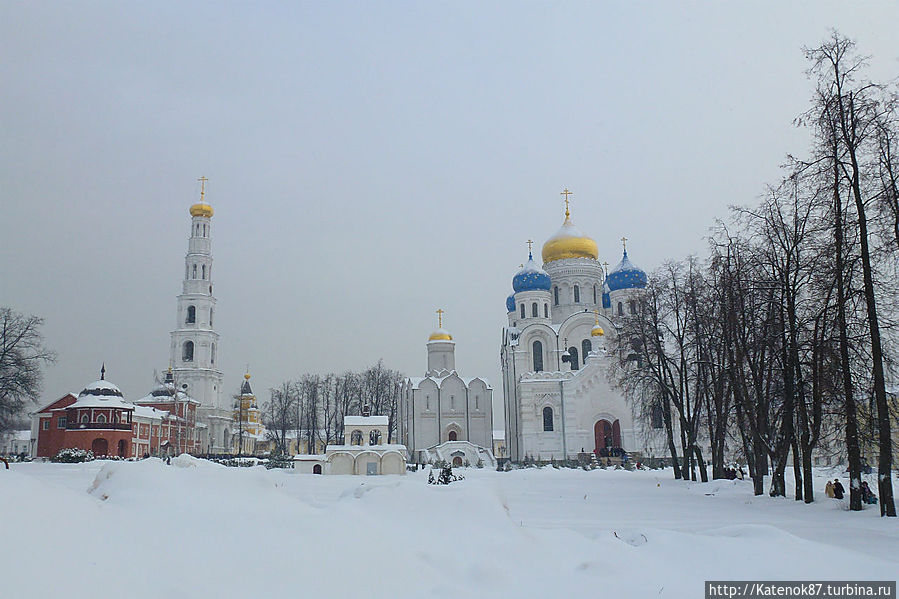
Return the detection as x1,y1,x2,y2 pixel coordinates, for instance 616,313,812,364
602,281,612,309
606,249,648,291
512,252,552,292
506,293,516,313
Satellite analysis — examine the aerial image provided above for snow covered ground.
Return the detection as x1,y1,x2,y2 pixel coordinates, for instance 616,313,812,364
2,458,896,598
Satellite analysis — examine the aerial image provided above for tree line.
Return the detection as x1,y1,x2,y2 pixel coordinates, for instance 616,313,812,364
610,33,898,516
262,360,404,456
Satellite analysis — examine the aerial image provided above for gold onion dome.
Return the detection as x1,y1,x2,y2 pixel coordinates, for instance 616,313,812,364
428,328,453,341
591,325,605,337
190,203,214,218
542,209,598,263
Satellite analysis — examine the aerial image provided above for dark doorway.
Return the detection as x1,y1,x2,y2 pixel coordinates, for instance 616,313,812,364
91,438,108,456
117,439,127,458
448,430,457,441
313,464,322,475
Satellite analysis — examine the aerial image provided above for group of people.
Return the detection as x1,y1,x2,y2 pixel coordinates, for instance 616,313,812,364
825,478,878,504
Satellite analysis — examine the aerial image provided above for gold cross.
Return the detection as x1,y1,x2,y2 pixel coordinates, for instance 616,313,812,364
526,239,534,254
198,176,208,202
621,236,628,252
436,308,445,329
561,188,573,217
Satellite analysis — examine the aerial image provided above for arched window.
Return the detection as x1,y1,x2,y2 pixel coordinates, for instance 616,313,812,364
186,305,196,324
209,308,213,327
369,430,381,445
531,302,538,317
554,286,559,306
211,343,216,365
203,224,207,236
520,304,526,319
96,414,106,424
350,430,363,445
543,406,554,431
202,264,206,279
544,303,549,318
582,339,592,365
574,285,580,303
651,405,664,429
568,347,580,371
617,302,624,316
629,300,636,314
425,395,430,411
192,264,197,279
475,395,479,410
594,285,598,304
532,340,544,372
182,341,194,362
448,430,458,441
450,395,455,410
81,413,89,423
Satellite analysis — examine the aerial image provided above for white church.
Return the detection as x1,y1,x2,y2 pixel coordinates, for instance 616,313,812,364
501,190,668,463
399,311,496,467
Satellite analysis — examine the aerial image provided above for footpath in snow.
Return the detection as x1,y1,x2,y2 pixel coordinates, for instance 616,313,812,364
2,458,896,598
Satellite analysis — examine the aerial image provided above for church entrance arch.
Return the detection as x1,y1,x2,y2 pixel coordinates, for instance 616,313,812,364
313,464,322,475
593,419,621,453
91,438,108,456
452,456,463,467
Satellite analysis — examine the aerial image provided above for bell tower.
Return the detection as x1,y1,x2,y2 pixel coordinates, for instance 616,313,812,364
169,177,227,451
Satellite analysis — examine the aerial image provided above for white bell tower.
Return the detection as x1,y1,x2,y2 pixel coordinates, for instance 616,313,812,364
169,177,228,452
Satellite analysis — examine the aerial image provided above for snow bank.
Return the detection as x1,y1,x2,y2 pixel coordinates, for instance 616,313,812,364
2,462,896,598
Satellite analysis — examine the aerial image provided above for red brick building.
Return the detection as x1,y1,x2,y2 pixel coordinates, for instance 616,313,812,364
31,370,200,459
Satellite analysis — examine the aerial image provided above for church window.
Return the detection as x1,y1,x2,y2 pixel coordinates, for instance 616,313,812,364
629,300,636,314
567,347,579,371
451,395,455,410
209,308,213,327
203,224,207,236
532,340,544,372
582,339,592,365
183,341,194,362
448,430,457,441
520,304,525,319
192,264,197,279
186,305,196,324
369,430,381,445
574,285,580,303
531,302,538,317
426,395,430,411
544,303,548,318
543,406,554,431
651,405,664,429
594,285,598,304
350,430,363,446
211,343,216,364
617,302,624,316
475,395,479,410
554,286,559,305
96,414,106,424
202,264,206,279
80,414,88,424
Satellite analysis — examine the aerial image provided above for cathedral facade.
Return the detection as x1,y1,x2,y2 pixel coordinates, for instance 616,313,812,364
501,192,665,463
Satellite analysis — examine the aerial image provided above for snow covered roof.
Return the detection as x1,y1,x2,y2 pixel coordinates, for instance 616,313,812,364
406,374,492,390
344,415,388,426
67,380,133,410
133,406,169,421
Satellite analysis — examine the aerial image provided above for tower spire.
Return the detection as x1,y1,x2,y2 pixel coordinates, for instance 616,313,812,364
526,239,534,259
100,363,106,380
436,308,445,329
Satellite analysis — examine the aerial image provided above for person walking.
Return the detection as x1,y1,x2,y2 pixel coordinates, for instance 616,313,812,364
825,479,835,498
833,479,845,500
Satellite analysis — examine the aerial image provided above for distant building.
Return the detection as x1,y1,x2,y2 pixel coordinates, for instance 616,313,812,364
0,430,31,457
231,373,264,455
400,311,496,467
293,406,406,475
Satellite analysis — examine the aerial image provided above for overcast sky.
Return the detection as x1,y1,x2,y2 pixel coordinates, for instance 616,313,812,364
2,2,898,426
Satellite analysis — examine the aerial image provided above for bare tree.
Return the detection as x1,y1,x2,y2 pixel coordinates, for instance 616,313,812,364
0,308,56,434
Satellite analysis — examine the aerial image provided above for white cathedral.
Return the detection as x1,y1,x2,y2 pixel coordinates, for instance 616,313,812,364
501,191,666,463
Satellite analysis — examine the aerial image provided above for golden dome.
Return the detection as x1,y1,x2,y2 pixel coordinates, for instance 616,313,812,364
591,325,605,337
244,373,251,380
542,214,598,263
428,329,453,341
190,203,214,218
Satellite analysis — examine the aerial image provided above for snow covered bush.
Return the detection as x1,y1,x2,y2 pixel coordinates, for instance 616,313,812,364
52,448,94,463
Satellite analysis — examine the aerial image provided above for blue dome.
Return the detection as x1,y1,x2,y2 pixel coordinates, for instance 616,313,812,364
506,293,516,313
512,252,552,293
602,281,612,309
606,250,647,291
